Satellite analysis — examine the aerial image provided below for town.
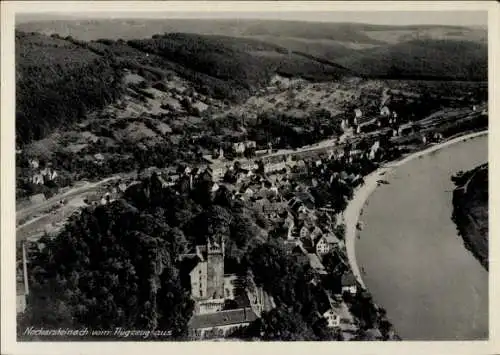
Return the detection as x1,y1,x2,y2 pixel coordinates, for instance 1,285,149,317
13,14,489,343
16,95,487,340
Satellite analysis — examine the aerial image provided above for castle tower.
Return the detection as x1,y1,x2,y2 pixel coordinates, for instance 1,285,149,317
206,237,225,300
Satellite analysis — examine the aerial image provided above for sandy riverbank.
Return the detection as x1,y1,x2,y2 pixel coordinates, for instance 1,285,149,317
344,130,488,289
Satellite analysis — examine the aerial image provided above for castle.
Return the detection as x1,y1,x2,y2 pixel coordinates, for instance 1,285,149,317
184,237,227,314
180,236,277,339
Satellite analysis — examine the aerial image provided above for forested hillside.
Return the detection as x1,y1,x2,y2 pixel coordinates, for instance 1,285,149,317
16,25,488,146
335,39,488,81
15,31,125,144
18,174,267,339
16,30,357,146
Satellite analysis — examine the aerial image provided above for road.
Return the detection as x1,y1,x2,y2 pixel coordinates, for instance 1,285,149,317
16,105,480,241
16,176,120,225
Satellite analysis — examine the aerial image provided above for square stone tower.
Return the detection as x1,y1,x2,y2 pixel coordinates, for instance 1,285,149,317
206,236,225,300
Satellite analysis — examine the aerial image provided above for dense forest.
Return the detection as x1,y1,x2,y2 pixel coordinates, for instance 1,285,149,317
15,31,125,144
336,39,488,81
18,172,267,339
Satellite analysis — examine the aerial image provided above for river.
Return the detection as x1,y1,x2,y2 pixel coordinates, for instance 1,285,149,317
356,135,488,340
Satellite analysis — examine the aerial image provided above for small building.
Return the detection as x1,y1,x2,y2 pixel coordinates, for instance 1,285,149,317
31,174,44,185
323,308,341,329
380,106,391,117
307,253,328,276
29,159,40,170
340,118,349,130
299,225,310,240
211,183,220,193
341,271,358,295
94,153,105,164
316,233,340,256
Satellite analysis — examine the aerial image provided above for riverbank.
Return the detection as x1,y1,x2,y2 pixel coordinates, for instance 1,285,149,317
344,130,488,290
451,164,489,271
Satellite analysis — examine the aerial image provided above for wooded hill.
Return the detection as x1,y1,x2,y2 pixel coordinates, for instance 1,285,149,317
16,22,487,145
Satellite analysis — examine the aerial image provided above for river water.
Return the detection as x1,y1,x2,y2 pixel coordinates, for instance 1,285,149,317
356,135,488,340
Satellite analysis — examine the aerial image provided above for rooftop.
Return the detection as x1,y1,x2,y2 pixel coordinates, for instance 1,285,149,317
188,307,258,329
307,253,326,273
323,233,340,244
341,271,357,287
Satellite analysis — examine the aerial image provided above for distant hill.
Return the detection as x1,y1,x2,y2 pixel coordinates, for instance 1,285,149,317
16,18,486,44
17,18,487,79
335,39,487,81
15,21,487,145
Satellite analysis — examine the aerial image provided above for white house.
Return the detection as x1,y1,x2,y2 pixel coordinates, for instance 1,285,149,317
323,309,341,329
315,233,340,256
41,168,58,181
31,173,44,185
232,142,246,154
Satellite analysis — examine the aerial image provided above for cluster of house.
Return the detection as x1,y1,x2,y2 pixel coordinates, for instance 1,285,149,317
179,237,275,340
211,140,258,160
83,180,128,206
262,186,362,337
29,159,58,185
341,105,428,141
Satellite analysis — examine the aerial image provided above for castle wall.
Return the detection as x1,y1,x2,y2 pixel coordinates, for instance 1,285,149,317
207,251,224,299
190,261,208,300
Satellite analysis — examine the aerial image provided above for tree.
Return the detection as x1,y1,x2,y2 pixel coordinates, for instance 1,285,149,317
213,185,233,208
241,306,317,341
20,199,194,340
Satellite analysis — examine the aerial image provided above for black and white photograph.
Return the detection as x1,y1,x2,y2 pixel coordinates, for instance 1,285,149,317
1,1,498,352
